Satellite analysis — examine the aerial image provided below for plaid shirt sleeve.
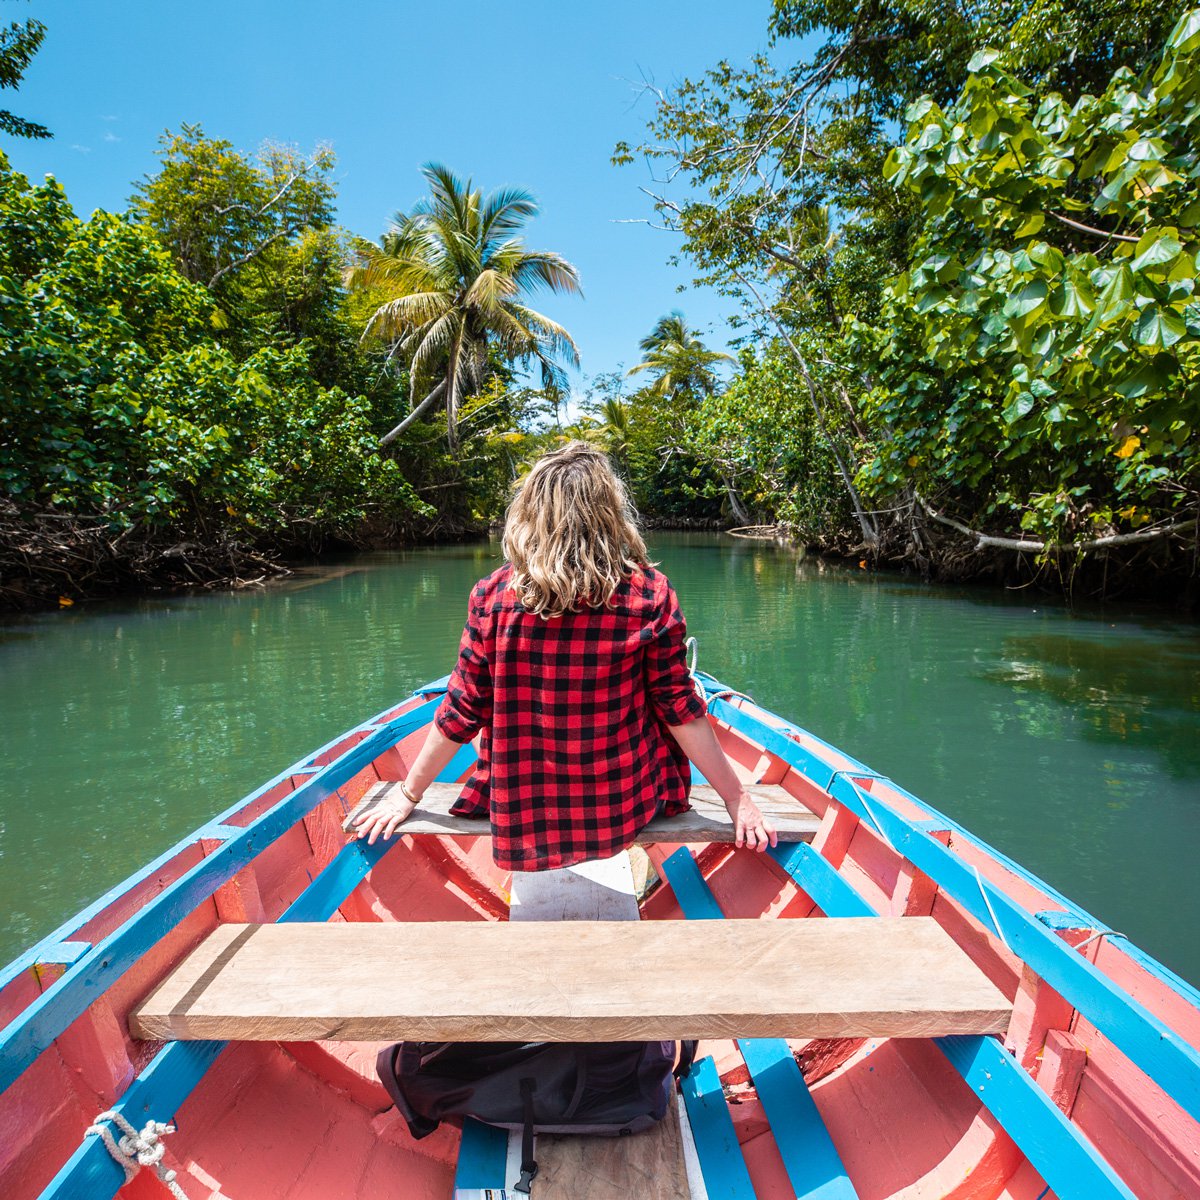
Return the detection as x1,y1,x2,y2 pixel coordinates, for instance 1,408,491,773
435,582,493,743
645,578,708,726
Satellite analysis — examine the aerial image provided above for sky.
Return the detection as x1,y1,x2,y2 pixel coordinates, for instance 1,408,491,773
5,0,797,398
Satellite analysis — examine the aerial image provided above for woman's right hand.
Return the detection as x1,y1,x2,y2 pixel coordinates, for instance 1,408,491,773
725,790,778,852
353,785,420,844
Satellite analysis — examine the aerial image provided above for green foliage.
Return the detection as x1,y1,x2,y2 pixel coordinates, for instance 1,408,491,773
862,8,1200,542
0,150,427,543
770,0,1180,113
687,346,854,536
627,311,733,398
130,124,336,293
0,16,51,139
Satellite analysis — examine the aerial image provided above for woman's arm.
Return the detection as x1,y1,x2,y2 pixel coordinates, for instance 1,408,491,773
666,716,778,851
356,582,494,845
353,723,462,844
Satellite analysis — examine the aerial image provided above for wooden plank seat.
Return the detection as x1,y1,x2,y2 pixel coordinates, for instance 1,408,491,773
129,918,1011,1042
343,781,822,843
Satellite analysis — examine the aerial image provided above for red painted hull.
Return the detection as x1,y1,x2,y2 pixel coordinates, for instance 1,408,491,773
2,692,1198,1199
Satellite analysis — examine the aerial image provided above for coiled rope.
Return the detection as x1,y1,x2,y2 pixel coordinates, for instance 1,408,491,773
85,1109,189,1198
684,636,754,706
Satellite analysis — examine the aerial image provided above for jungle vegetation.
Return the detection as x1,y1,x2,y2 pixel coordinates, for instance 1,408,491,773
1,2,1198,606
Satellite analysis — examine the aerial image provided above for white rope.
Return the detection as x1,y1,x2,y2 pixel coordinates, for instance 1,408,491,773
854,788,897,853
1074,927,1129,953
683,636,754,707
85,1109,189,1199
972,865,1014,955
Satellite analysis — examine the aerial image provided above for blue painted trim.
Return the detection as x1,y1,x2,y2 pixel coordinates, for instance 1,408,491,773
35,943,91,968
766,843,877,919
738,1038,859,1199
704,687,1200,1124
414,675,451,696
40,1038,227,1198
39,756,425,1200
661,849,860,1199
679,1055,756,1199
438,741,478,783
454,1118,509,1190
938,1035,1137,1200
661,848,725,920
2,698,441,1098
0,696,414,995
663,828,1140,1200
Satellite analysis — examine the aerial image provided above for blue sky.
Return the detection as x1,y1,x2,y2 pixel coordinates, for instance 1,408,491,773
6,0,795,397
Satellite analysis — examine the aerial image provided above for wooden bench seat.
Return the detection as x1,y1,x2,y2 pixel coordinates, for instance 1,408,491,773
344,781,822,843
129,918,1010,1043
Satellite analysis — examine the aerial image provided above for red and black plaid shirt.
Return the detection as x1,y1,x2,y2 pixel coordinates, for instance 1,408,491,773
433,562,708,871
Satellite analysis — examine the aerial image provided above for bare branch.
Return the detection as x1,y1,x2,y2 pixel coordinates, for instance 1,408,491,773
917,494,1197,553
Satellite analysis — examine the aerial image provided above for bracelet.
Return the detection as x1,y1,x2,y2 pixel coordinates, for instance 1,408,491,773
400,779,420,805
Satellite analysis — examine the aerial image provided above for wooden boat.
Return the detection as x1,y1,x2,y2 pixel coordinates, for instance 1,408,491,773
3,669,1199,1200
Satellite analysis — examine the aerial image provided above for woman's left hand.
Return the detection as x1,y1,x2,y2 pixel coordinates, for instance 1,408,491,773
353,786,420,844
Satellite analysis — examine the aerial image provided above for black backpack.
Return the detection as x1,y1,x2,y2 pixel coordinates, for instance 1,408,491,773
376,1039,697,1194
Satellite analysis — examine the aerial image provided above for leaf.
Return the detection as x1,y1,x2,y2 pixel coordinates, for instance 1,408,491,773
967,48,1004,72
1014,212,1045,237
1133,306,1187,348
1129,232,1182,274
1004,393,1035,424
1094,266,1135,324
1167,8,1200,52
1006,280,1048,319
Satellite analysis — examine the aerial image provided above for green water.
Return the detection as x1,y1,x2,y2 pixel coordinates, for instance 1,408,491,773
1,533,1198,983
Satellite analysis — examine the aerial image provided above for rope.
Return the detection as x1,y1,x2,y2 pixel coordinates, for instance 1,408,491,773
85,1110,189,1199
1074,927,1129,953
972,865,1014,955
683,636,755,707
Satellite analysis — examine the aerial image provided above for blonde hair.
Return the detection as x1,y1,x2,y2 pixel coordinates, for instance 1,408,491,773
503,441,649,618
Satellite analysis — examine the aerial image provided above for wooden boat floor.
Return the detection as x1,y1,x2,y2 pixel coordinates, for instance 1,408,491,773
130,918,1012,1043
344,781,822,843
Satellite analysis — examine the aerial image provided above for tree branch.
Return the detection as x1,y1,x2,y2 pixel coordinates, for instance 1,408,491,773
917,494,1197,553
1049,212,1140,244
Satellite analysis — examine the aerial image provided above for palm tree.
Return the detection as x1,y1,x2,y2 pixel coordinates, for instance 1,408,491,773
626,312,733,399
347,164,582,450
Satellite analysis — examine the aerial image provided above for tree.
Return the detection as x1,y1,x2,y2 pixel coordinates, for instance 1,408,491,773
0,16,50,139
130,124,336,294
627,311,733,398
861,8,1200,555
346,163,582,451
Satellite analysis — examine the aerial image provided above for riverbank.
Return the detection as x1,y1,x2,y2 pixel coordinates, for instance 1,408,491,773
6,508,1199,615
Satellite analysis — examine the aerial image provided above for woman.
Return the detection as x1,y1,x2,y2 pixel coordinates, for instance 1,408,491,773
354,441,777,865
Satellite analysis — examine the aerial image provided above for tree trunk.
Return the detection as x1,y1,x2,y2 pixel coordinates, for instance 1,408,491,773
723,476,753,526
378,380,446,448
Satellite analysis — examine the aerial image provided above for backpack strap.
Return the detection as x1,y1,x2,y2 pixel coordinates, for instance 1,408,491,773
513,1076,539,1195
374,1042,438,1139
674,1040,698,1081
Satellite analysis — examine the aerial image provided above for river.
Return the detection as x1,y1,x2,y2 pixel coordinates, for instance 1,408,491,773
1,533,1197,983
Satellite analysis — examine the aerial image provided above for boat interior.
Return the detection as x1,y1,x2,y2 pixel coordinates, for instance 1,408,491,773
2,678,1199,1200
